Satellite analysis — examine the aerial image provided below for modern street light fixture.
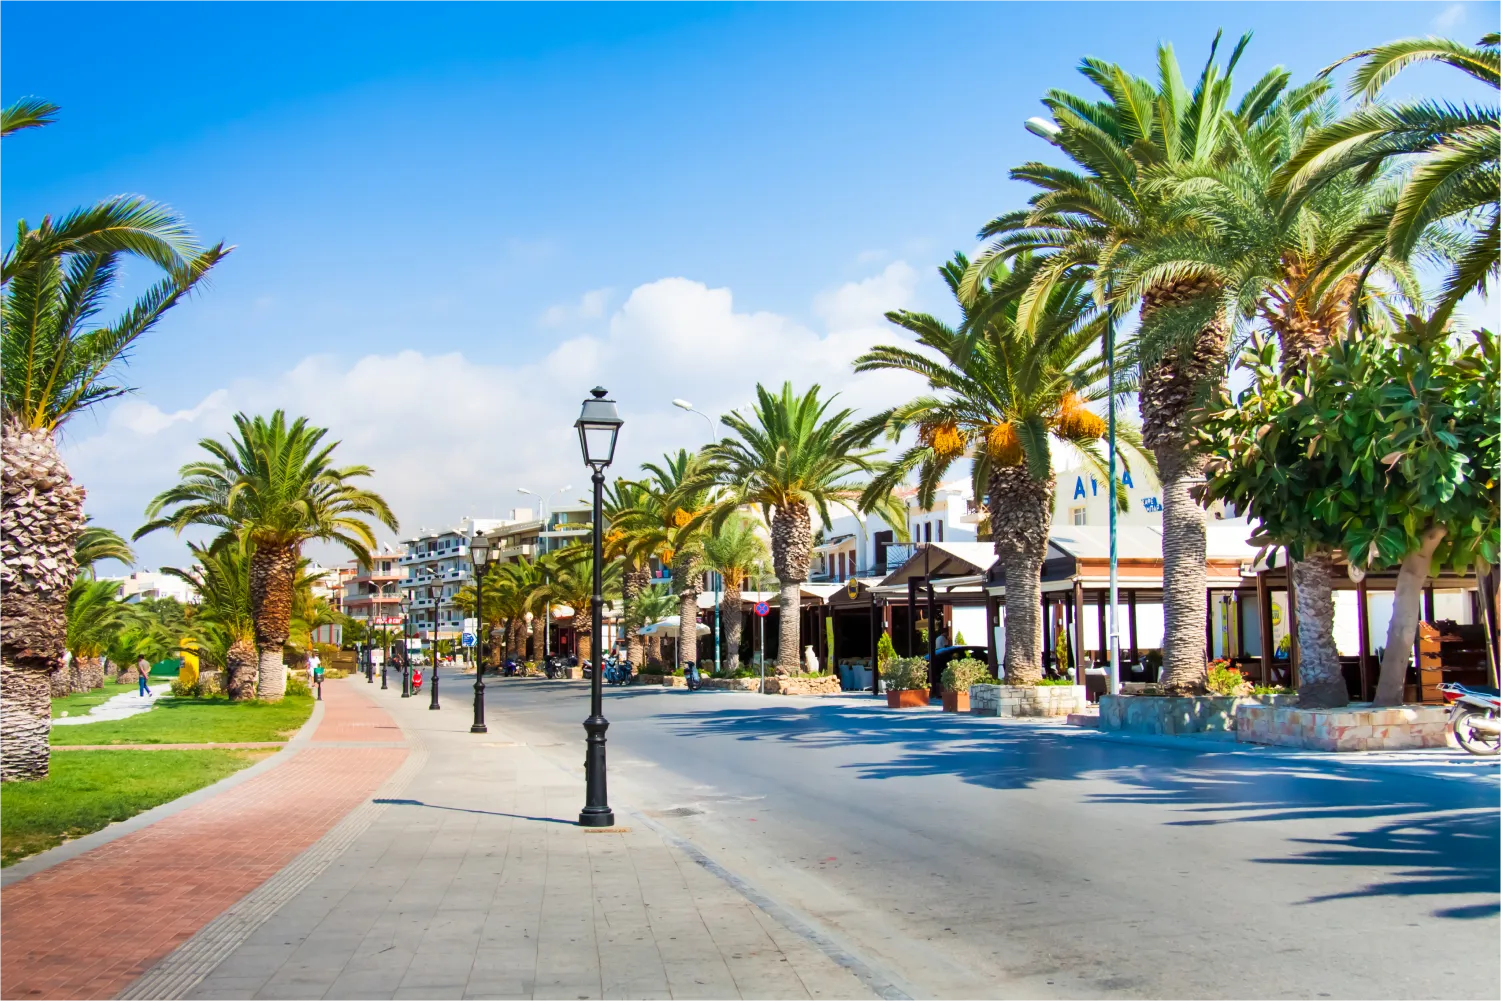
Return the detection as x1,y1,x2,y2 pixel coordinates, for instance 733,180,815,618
577,386,622,828
673,398,721,675
469,537,492,733
365,582,375,684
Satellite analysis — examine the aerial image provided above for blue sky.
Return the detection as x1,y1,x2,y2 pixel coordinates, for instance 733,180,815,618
3,1,1495,570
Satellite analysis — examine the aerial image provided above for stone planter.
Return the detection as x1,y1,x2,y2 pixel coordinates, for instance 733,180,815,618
1237,703,1450,751
970,684,1085,717
1098,694,1299,735
942,691,970,713
886,689,930,708
662,676,687,688
765,675,843,696
702,677,761,692
634,673,664,686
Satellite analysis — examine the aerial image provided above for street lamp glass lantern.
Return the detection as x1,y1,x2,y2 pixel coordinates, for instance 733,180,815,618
470,538,491,568
576,387,622,469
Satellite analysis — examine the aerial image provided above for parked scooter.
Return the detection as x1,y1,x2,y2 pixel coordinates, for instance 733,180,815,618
1439,682,1501,755
684,662,703,691
603,654,631,686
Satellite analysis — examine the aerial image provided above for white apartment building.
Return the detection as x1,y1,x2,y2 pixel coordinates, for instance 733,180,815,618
399,517,508,640
102,570,198,605
812,481,979,583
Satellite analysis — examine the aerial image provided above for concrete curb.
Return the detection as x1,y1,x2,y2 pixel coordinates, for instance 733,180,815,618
2,696,325,887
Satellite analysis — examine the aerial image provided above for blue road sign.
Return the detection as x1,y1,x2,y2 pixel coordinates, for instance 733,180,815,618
754,601,770,617
461,631,477,647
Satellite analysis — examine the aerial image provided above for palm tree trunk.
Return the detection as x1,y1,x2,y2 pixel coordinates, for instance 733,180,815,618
77,655,104,692
576,610,593,664
2,422,85,781
1372,526,1447,706
990,466,1054,685
772,502,812,674
1292,549,1348,707
721,570,743,674
622,566,648,668
647,630,662,668
673,554,701,669
249,542,298,702
1138,289,1228,697
226,637,257,700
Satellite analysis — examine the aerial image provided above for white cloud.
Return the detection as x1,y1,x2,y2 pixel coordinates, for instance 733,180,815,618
64,266,933,572
1431,3,1466,29
540,286,612,327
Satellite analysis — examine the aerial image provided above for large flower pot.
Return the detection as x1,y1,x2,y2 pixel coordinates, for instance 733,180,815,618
942,691,969,713
886,688,930,709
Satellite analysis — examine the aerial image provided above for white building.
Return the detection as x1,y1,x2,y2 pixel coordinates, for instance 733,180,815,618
103,570,198,605
398,517,509,640
812,481,979,583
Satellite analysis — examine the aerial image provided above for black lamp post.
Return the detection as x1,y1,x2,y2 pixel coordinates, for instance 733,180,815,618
469,537,491,733
425,571,441,710
400,590,412,698
576,386,622,828
365,582,375,684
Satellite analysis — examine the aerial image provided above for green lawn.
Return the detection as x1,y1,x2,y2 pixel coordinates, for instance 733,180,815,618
1,749,268,866
49,694,315,746
51,677,143,719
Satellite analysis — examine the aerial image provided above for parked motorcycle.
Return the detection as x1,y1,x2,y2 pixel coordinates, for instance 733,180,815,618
684,662,703,691
1439,682,1501,755
602,654,631,686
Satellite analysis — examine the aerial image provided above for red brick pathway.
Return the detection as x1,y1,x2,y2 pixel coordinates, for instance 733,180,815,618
0,679,408,1000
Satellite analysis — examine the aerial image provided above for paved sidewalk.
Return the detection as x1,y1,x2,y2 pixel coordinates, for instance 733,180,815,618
1,679,409,1001
52,682,171,725
182,683,876,1000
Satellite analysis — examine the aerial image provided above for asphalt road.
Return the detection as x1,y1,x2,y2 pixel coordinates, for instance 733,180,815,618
482,680,1500,1000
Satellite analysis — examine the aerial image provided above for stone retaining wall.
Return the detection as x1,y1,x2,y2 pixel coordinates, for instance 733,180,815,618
1098,694,1300,735
970,684,1085,717
1236,703,1450,751
702,677,761,692
764,675,843,696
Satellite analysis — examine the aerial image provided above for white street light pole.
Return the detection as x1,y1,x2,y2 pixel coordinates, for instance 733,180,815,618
673,398,720,675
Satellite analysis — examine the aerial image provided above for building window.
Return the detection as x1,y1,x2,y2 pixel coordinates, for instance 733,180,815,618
937,521,943,542
1071,506,1087,526
924,522,932,542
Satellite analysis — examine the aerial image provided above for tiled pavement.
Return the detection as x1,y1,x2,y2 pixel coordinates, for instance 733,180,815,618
0,679,408,1001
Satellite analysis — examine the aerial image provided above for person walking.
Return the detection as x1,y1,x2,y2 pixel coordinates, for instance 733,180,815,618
135,656,152,699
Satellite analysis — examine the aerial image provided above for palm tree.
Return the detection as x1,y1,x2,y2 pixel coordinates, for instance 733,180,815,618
137,411,397,701
971,34,1290,694
74,519,135,579
534,545,622,664
615,450,718,671
63,577,128,694
703,513,768,675
856,254,1140,684
696,383,901,674
0,105,227,781
161,537,259,699
630,586,679,668
1274,33,1499,323
603,479,654,669
1121,85,1425,706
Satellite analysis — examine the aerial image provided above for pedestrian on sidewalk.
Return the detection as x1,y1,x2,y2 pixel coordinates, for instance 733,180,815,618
136,656,151,698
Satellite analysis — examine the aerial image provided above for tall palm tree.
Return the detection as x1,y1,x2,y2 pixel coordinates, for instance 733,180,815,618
696,383,901,674
703,513,768,675
603,479,654,669
161,537,258,699
137,411,397,701
970,34,1290,694
0,105,227,781
534,545,622,664
630,586,679,667
616,450,718,671
856,254,1141,684
1275,33,1499,323
1122,85,1424,705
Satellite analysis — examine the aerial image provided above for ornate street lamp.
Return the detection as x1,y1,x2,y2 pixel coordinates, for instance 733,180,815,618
576,386,622,828
469,536,492,733
425,570,442,710
400,590,413,698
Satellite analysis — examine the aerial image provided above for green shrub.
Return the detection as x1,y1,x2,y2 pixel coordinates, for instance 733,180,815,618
1036,677,1076,686
941,657,991,692
1252,684,1292,696
168,679,200,698
875,632,896,669
883,657,929,692
1205,665,1251,697
285,676,313,698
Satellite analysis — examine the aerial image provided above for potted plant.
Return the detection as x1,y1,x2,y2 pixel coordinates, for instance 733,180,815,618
940,657,990,712
883,657,930,708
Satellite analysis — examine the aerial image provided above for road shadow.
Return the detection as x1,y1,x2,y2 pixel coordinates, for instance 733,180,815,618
655,702,1501,918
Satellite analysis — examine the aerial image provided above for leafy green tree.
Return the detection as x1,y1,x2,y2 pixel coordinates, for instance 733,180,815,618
137,411,397,701
697,384,901,674
856,254,1140,684
162,537,258,699
1197,317,1499,705
62,577,128,694
534,545,622,664
703,513,768,675
603,478,655,668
